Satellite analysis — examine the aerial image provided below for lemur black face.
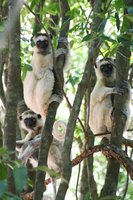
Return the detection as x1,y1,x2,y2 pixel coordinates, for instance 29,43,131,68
36,39,49,49
100,63,113,77
31,33,52,52
24,117,37,129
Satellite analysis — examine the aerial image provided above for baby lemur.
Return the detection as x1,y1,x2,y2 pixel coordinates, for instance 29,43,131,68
16,107,66,144
16,110,43,144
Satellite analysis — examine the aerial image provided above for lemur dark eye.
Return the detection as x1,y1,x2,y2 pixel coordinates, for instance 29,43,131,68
44,40,48,45
36,40,41,46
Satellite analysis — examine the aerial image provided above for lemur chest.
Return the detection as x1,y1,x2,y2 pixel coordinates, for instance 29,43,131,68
24,69,55,113
32,53,53,70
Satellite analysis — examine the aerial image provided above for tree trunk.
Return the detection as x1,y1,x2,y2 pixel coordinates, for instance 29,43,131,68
4,0,21,194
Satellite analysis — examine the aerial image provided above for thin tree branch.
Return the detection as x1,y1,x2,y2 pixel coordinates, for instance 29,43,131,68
0,58,6,107
75,163,81,200
122,138,133,148
63,91,88,138
72,144,133,180
122,149,133,200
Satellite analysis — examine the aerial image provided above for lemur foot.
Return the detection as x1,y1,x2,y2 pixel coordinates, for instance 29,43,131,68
55,48,67,57
113,87,124,95
49,93,63,104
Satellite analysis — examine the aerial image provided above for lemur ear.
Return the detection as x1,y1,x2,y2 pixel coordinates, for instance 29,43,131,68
31,35,36,47
94,63,97,68
37,114,42,119
49,34,53,40
31,35,34,42
19,116,22,120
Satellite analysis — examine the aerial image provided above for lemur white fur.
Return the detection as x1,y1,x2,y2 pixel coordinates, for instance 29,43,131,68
24,33,68,118
89,58,130,136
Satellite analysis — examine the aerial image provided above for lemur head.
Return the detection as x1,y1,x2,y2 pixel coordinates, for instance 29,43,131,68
19,110,43,133
94,58,116,82
31,33,52,55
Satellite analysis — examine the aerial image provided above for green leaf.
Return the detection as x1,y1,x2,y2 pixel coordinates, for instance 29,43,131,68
13,165,27,193
61,18,71,31
69,23,81,33
24,63,32,71
21,63,32,80
115,12,120,31
125,14,133,22
0,162,7,180
0,21,5,31
82,34,92,42
100,35,116,43
68,75,80,87
43,7,57,15
67,8,80,19
31,41,35,47
0,147,8,156
30,0,39,10
33,166,67,183
21,37,29,42
70,40,74,48
121,16,130,33
3,192,22,200
117,36,124,43
115,0,125,10
0,180,8,197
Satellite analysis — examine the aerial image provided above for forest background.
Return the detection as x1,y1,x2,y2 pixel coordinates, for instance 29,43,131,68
0,0,133,200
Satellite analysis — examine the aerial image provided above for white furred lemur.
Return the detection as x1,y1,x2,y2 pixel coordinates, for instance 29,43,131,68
89,58,130,138
24,33,69,118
